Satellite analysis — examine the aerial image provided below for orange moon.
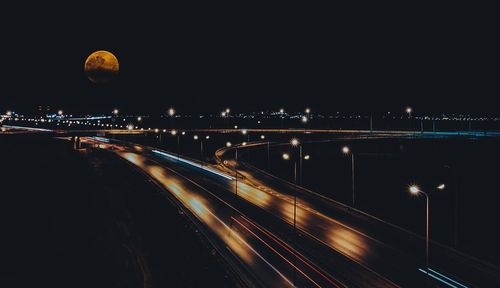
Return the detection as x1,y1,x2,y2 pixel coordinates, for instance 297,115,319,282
84,50,119,83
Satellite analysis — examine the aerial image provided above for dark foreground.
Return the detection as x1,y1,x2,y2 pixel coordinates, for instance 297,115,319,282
0,135,235,288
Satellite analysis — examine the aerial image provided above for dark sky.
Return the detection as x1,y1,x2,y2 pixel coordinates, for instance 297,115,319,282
1,3,499,114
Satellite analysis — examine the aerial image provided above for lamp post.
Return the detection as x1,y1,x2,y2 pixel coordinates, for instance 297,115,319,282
406,107,412,130
279,108,284,128
290,138,302,185
226,141,238,196
171,130,180,161
409,185,430,269
262,135,270,170
342,146,355,207
193,135,203,166
225,108,230,127
282,138,305,232
168,107,175,128
408,183,445,270
242,129,250,160
282,152,297,231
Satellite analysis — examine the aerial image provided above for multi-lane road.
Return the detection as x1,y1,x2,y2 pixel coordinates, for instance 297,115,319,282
78,135,500,287
3,124,500,287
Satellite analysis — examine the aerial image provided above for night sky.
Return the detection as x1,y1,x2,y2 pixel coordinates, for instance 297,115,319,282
1,3,499,114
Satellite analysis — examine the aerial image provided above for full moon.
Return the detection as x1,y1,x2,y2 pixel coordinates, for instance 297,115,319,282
84,50,119,83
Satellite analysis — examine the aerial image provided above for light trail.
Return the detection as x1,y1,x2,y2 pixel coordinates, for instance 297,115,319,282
239,216,346,288
427,268,468,288
233,217,323,288
418,268,468,288
152,149,234,180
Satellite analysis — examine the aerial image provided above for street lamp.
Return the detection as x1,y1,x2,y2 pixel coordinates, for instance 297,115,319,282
170,130,181,161
168,107,175,117
168,107,176,128
193,135,204,166
137,116,142,122
282,151,298,231
290,138,303,185
282,153,290,160
57,110,63,116
406,107,412,130
241,129,250,160
279,108,285,128
113,108,119,115
408,185,430,269
342,146,355,207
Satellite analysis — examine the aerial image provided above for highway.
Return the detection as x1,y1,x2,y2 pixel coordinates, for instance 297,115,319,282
218,142,500,287
81,137,402,287
81,136,500,287
5,125,500,287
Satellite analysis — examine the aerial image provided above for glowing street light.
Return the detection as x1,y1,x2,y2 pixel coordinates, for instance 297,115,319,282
290,138,300,147
342,146,355,206
242,142,247,146
57,110,63,116
305,108,311,114
168,107,176,117
408,184,430,269
304,155,310,160
279,108,284,114
221,111,227,117
406,107,412,114
137,116,142,121
260,135,265,140
113,108,119,115
301,116,308,123
6,111,12,117
226,142,232,147
437,183,446,190
342,146,350,154
241,129,247,135
225,108,230,114
409,185,420,194
281,147,300,231
193,135,205,166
